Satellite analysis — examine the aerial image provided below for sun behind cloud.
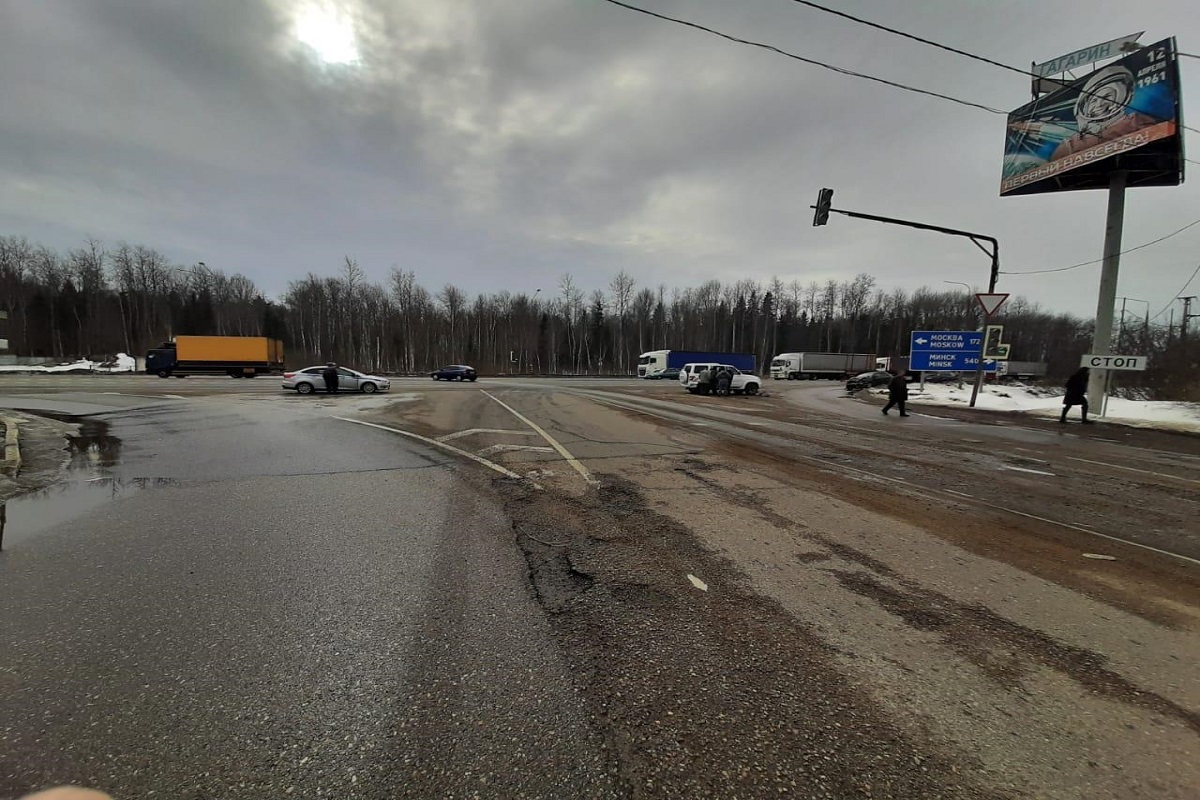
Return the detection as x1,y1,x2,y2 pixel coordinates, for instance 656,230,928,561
293,1,360,65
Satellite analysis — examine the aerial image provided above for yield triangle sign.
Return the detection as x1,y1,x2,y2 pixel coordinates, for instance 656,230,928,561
975,292,1009,316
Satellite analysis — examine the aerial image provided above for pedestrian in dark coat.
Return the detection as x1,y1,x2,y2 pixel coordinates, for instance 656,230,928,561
713,366,732,396
1061,367,1092,423
322,362,340,394
882,370,909,416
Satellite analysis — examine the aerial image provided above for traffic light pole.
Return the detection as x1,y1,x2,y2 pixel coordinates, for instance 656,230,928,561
817,207,1000,292
812,203,1001,407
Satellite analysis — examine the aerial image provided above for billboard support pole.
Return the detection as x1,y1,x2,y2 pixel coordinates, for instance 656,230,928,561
1087,170,1127,411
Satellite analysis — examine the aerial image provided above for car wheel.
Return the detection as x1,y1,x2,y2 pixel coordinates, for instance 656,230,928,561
469,376,477,382
745,383,759,396
361,382,377,394
296,382,314,395
157,369,171,379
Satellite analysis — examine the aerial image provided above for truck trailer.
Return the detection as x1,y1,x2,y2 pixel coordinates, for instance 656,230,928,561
770,352,875,380
638,349,756,378
146,336,285,378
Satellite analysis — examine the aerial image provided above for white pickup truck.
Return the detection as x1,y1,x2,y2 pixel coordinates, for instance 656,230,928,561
679,363,761,395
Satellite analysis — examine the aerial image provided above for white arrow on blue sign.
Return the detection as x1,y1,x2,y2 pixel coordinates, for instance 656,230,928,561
909,330,998,372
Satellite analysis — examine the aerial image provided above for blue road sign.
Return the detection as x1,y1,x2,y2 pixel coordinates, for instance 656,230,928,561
909,330,997,372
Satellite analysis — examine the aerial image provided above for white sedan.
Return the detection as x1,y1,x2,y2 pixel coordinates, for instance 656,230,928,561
282,366,391,395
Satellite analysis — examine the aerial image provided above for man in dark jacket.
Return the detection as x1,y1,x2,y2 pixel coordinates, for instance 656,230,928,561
882,370,909,416
1061,367,1092,423
713,365,733,397
322,362,340,395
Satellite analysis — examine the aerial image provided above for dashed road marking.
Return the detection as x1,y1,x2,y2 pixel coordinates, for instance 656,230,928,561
480,390,599,487
438,428,538,442
1000,465,1056,477
1066,456,1200,486
476,444,555,457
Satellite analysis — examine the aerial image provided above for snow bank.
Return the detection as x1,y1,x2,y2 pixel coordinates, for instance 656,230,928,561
881,381,1200,433
0,354,138,374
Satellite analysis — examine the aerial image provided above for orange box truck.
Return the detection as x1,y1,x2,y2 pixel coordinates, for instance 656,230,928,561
145,336,285,378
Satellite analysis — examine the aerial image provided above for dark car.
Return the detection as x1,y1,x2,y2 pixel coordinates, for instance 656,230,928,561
846,370,894,393
649,367,681,380
431,364,477,381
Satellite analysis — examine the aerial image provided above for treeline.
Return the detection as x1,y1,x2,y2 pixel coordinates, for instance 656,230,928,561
1,234,1195,397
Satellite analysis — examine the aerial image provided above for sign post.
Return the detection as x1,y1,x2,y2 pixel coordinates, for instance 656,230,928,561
969,294,1009,407
1080,353,1147,417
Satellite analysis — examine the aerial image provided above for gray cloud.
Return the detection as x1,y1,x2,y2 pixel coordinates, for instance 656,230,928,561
3,0,1198,318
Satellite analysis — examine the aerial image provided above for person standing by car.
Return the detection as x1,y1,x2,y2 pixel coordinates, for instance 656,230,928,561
322,362,339,395
1060,367,1093,424
713,365,733,397
882,370,909,416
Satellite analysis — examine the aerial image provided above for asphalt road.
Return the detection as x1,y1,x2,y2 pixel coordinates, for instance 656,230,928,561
0,393,617,798
2,376,1198,799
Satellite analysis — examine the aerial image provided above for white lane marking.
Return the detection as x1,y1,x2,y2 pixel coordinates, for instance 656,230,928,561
333,417,533,485
999,506,1200,567
1065,456,1200,486
586,393,1200,568
1000,466,1056,477
480,390,599,487
438,428,537,442
476,444,555,457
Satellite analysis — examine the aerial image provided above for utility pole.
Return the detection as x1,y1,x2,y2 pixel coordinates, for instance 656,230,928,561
1181,296,1197,340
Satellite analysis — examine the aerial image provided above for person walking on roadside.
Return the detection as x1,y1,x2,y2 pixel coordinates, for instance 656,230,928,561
882,370,909,417
1060,367,1093,424
322,362,340,395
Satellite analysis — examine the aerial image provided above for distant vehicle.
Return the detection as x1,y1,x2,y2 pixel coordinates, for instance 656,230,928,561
998,361,1048,380
770,352,875,380
922,371,961,383
146,335,284,378
639,349,756,379
875,356,911,373
846,370,894,393
283,366,390,394
679,363,761,395
431,364,478,381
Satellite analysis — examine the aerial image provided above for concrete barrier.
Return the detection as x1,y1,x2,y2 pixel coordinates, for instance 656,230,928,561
1,416,20,477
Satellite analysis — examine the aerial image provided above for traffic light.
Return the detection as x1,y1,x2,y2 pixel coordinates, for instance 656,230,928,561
983,325,1004,358
812,188,833,226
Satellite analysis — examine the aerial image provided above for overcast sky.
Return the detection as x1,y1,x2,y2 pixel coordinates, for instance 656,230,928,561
4,0,1198,321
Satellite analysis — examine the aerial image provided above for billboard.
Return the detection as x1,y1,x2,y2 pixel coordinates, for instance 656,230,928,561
1001,38,1183,196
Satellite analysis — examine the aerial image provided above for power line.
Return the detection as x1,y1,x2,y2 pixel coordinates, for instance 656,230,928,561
1151,264,1200,320
597,0,1006,114
790,0,1029,78
789,0,1200,137
1001,217,1200,275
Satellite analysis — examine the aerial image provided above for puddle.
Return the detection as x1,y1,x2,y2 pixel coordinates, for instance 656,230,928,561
0,414,171,550
0,478,178,549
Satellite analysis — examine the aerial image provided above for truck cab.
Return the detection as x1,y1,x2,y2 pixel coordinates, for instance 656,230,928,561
638,349,671,378
770,353,801,380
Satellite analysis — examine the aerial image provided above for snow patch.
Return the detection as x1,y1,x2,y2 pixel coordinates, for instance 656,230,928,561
0,354,138,374
901,383,1200,433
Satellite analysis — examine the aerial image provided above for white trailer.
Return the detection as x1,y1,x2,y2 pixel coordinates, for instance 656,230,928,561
770,352,875,380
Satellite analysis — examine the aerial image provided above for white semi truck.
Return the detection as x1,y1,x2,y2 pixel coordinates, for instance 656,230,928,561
769,352,875,380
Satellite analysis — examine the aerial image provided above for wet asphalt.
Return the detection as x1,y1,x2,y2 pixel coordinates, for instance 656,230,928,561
0,397,617,798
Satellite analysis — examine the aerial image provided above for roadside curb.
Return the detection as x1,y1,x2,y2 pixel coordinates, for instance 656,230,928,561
1,415,20,477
